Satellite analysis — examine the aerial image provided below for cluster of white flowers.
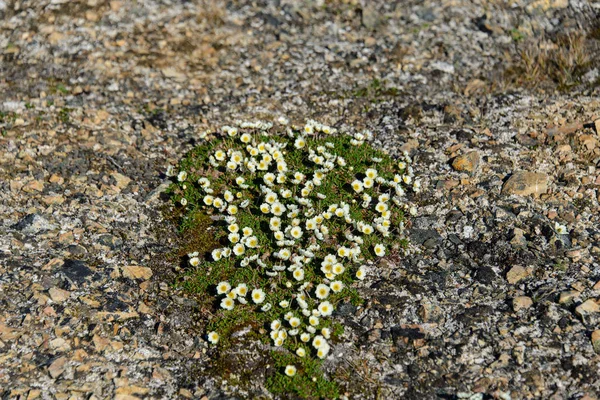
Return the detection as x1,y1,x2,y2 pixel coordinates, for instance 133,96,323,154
172,120,416,371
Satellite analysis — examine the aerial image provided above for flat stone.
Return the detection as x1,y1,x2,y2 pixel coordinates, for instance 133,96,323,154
592,330,600,353
112,172,131,189
513,296,533,312
122,266,153,281
48,287,71,303
451,151,480,173
575,299,599,318
502,171,549,197
558,290,580,305
60,259,93,285
506,265,530,284
510,228,527,248
48,356,67,378
12,214,56,234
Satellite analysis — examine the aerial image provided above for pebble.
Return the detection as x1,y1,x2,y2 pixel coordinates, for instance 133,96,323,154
451,151,480,173
575,299,600,318
592,330,600,353
502,172,549,197
12,214,56,234
121,266,153,281
513,296,533,312
506,265,530,284
558,290,580,305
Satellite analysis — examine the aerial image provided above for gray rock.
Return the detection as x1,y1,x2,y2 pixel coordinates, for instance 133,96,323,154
12,214,56,234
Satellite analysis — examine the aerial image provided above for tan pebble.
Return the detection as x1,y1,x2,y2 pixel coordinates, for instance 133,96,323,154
452,151,480,173
558,290,580,305
502,171,549,197
591,330,600,353
575,299,600,318
179,388,195,398
22,180,45,193
506,265,530,284
122,266,153,281
115,386,149,396
513,296,533,312
48,356,67,378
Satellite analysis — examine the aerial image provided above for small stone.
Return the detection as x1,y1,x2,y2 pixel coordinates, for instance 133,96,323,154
13,214,56,234
122,266,153,281
451,151,480,173
48,356,67,378
595,119,600,135
419,303,442,322
48,287,71,303
592,330,600,353
558,290,580,305
513,296,533,312
22,180,44,193
60,259,93,285
575,299,599,318
506,265,530,284
510,228,527,248
361,5,381,29
112,172,131,189
49,337,71,352
502,171,549,197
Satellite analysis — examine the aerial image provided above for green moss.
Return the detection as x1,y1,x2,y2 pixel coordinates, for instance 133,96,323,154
267,351,340,399
168,122,415,397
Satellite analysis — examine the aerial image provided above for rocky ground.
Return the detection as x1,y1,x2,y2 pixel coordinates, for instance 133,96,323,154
1,0,600,399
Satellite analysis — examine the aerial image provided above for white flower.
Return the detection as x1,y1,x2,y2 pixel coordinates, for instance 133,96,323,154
177,171,188,182
289,317,301,328
321,328,331,339
312,335,326,349
228,224,239,234
296,347,306,357
365,168,378,179
189,257,200,267
271,320,282,330
233,243,245,256
212,248,223,261
317,342,330,359
203,195,214,206
300,333,311,342
252,288,266,304
217,281,231,294
180,198,188,206
356,266,367,280
271,202,286,216
555,222,568,235
221,297,235,310
290,226,303,239
261,303,272,312
330,281,344,293
280,300,290,308
351,180,363,193
363,177,374,188
240,133,252,143
374,244,385,257
285,365,297,377
246,236,259,248
318,301,333,316
315,284,330,300
207,331,219,344
293,268,305,281
228,233,240,243
309,316,320,326
234,283,248,297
